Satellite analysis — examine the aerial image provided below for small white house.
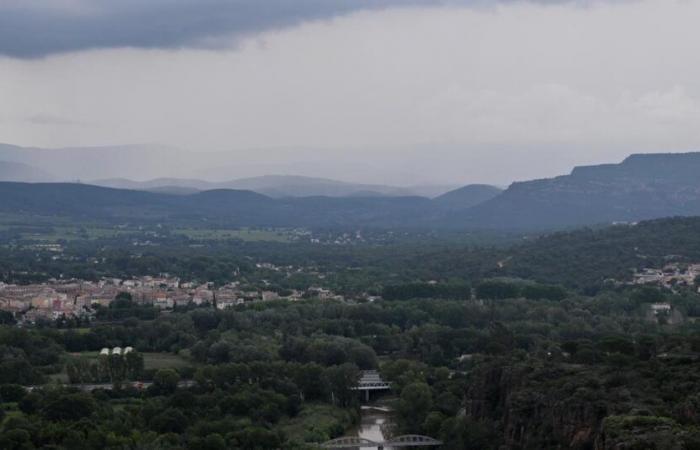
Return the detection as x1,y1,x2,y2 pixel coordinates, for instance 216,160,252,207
650,303,672,315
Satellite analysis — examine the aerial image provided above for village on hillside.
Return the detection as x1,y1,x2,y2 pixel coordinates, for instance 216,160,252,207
632,263,700,290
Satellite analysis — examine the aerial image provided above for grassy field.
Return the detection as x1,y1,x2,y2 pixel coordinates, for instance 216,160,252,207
50,351,193,384
0,217,297,243
141,352,193,371
0,224,136,242
67,351,193,370
173,227,294,242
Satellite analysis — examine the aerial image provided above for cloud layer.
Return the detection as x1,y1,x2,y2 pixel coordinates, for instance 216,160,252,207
1,0,698,185
0,0,614,58
0,0,427,57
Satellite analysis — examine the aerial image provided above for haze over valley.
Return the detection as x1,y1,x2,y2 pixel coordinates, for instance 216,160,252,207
4,1,700,449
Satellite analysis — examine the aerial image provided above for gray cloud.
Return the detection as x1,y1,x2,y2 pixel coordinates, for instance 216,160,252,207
0,0,611,58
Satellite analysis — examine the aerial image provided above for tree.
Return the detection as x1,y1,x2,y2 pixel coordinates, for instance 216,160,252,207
125,351,145,380
0,384,26,403
631,286,665,304
323,363,360,407
149,408,188,434
293,363,327,401
348,346,378,370
0,429,34,450
521,284,567,301
153,369,181,395
0,311,16,325
42,393,96,421
199,434,226,450
475,280,519,300
397,382,433,432
153,369,180,395
113,291,134,308
18,392,42,415
207,341,232,364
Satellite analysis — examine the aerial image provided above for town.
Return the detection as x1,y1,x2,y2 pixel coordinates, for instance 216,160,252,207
632,262,700,290
0,274,346,324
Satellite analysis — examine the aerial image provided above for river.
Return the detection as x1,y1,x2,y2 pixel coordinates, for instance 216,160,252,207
355,402,395,450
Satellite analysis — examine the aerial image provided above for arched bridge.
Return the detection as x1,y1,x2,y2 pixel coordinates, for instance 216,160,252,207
321,437,380,448
320,434,442,448
385,435,443,446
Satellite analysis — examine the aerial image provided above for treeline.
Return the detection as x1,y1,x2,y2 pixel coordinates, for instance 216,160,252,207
382,282,471,301
382,280,567,302
474,280,568,301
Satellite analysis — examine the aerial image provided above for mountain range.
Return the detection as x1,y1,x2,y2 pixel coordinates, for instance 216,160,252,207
459,152,700,229
1,150,699,230
0,161,54,183
0,143,457,197
91,175,457,198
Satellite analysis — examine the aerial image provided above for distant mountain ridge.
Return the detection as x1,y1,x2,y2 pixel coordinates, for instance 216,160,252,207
0,161,54,182
0,143,457,196
458,152,700,229
91,175,456,198
0,182,434,228
2,151,700,230
433,184,503,209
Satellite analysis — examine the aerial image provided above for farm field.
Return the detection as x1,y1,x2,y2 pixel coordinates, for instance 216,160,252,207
173,227,296,242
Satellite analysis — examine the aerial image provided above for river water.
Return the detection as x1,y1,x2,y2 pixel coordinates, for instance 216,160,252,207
355,404,394,450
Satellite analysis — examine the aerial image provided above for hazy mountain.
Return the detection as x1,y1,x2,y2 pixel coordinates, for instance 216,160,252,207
93,178,212,192
0,143,458,193
145,186,202,195
92,175,454,198
217,175,441,198
458,152,700,229
433,184,503,209
0,161,54,182
5,152,700,230
0,143,192,181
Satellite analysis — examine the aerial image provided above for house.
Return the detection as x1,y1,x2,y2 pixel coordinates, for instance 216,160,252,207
650,303,672,315
262,291,279,302
216,299,237,310
634,268,663,284
154,295,174,309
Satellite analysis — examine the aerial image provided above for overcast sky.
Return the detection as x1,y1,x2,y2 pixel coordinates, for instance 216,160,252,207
1,0,700,185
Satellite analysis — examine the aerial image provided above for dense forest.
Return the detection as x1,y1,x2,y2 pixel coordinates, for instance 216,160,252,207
3,282,700,448
3,217,700,448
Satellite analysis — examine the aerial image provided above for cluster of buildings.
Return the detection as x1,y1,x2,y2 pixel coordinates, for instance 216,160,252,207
0,275,344,324
632,263,700,290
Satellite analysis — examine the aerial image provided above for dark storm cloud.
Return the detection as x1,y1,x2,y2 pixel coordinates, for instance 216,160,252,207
0,0,609,58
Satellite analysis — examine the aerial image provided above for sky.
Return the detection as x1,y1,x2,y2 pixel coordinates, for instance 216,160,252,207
1,0,700,186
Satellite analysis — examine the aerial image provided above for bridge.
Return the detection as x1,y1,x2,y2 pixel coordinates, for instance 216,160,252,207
352,370,391,401
321,434,442,449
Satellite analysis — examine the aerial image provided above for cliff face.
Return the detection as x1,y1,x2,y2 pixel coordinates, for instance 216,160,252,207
465,356,700,449
457,152,700,230
467,362,608,449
